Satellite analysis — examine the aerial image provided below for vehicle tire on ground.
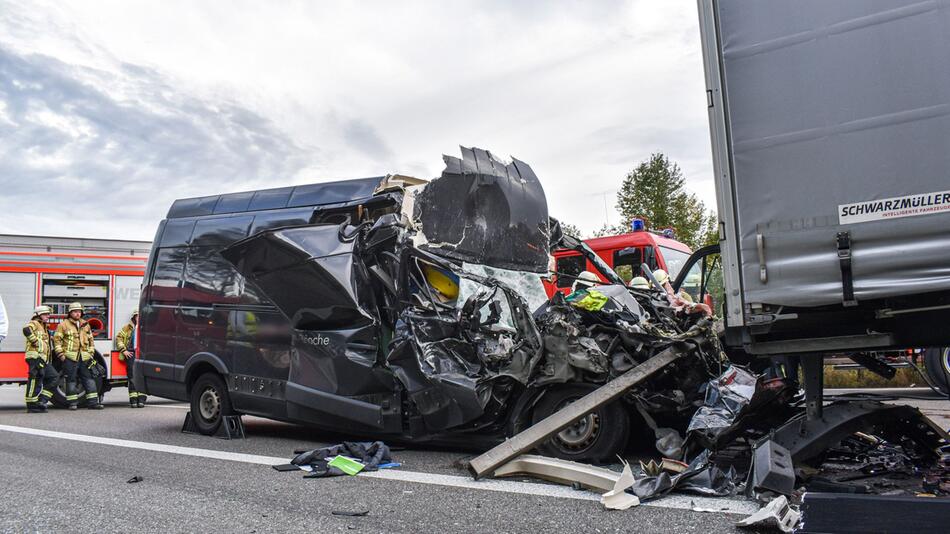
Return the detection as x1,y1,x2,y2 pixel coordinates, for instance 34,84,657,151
924,347,950,395
531,384,631,462
49,357,105,408
189,373,236,435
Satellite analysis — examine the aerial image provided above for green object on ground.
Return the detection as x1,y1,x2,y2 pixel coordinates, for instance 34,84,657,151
328,455,365,475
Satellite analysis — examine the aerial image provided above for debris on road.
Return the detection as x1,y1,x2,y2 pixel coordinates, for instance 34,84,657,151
736,495,800,533
493,454,626,493
331,510,370,517
275,441,395,478
126,475,143,484
600,462,639,510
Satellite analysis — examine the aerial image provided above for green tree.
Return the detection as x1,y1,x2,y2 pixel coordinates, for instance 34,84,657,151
616,153,716,249
558,221,583,238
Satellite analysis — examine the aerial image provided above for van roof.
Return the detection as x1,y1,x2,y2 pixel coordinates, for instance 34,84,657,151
166,176,386,219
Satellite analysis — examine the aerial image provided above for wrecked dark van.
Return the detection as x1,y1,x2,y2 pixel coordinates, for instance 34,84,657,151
135,148,724,461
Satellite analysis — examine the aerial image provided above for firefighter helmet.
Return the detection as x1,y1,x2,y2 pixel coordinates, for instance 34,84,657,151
652,269,670,286
32,305,52,317
571,271,600,292
68,302,84,312
629,276,650,290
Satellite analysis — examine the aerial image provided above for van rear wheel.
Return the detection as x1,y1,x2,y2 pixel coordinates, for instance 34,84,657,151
190,373,235,435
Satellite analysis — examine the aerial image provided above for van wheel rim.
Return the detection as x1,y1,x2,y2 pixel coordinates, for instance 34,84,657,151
557,414,600,449
552,397,600,451
199,387,221,421
942,347,950,375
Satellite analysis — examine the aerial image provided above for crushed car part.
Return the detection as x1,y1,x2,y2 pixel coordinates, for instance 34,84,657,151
600,462,639,510
736,495,800,533
470,338,700,478
749,439,795,497
492,454,623,493
769,401,949,464
411,147,550,273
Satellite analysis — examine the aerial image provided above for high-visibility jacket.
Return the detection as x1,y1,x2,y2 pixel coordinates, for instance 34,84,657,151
23,319,52,362
115,322,135,360
54,318,95,361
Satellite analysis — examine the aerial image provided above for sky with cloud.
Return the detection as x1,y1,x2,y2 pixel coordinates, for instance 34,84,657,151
0,0,714,241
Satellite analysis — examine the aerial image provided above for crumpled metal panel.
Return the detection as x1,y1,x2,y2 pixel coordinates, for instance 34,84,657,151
412,146,550,273
221,225,376,329
714,0,950,307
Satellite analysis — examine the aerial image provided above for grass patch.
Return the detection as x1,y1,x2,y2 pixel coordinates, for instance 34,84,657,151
822,365,922,389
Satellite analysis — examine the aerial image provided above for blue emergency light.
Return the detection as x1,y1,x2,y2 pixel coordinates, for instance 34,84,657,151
631,218,645,232
662,228,675,239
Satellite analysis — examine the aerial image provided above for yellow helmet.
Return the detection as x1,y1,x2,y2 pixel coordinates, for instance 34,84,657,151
32,305,52,317
68,302,84,312
652,269,670,286
422,264,459,301
629,276,650,290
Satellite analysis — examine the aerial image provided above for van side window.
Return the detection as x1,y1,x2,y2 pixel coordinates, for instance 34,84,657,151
150,248,185,303
555,255,586,288
249,209,315,235
182,247,240,304
160,219,197,248
191,216,253,248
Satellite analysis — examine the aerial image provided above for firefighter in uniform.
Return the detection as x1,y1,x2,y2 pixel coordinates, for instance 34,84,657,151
23,305,59,413
53,302,103,410
115,311,145,408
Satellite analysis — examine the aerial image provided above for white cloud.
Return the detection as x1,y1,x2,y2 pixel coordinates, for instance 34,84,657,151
0,0,715,240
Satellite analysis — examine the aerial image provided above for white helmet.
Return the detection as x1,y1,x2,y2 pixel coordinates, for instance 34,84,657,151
652,269,671,286
32,305,52,318
571,271,600,292
629,276,650,290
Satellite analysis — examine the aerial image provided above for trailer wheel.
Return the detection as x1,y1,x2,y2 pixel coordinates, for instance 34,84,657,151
189,373,235,435
531,384,630,462
924,347,950,395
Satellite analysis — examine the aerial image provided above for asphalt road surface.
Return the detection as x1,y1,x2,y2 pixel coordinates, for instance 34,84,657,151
2,385,947,533
0,385,770,533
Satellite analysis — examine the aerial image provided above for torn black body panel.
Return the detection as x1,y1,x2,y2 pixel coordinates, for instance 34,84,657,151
413,147,550,273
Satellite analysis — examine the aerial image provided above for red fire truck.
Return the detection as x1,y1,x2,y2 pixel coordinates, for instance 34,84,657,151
0,234,150,405
547,223,694,296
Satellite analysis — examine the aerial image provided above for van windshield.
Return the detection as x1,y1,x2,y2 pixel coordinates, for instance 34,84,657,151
658,246,690,279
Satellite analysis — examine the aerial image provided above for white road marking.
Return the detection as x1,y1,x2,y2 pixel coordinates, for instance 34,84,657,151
0,423,758,515
145,404,190,410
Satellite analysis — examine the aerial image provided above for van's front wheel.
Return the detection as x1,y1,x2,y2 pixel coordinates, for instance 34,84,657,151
531,384,631,462
190,373,235,435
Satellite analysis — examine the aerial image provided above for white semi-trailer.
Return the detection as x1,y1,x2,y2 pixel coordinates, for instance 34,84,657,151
674,1,950,412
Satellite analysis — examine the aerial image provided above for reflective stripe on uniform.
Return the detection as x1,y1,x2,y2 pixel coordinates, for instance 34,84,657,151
129,391,139,398
66,394,79,401
40,389,53,398
84,392,98,400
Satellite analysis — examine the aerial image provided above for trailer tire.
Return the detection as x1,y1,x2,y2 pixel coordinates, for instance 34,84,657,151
190,373,235,435
531,384,630,463
924,347,950,395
